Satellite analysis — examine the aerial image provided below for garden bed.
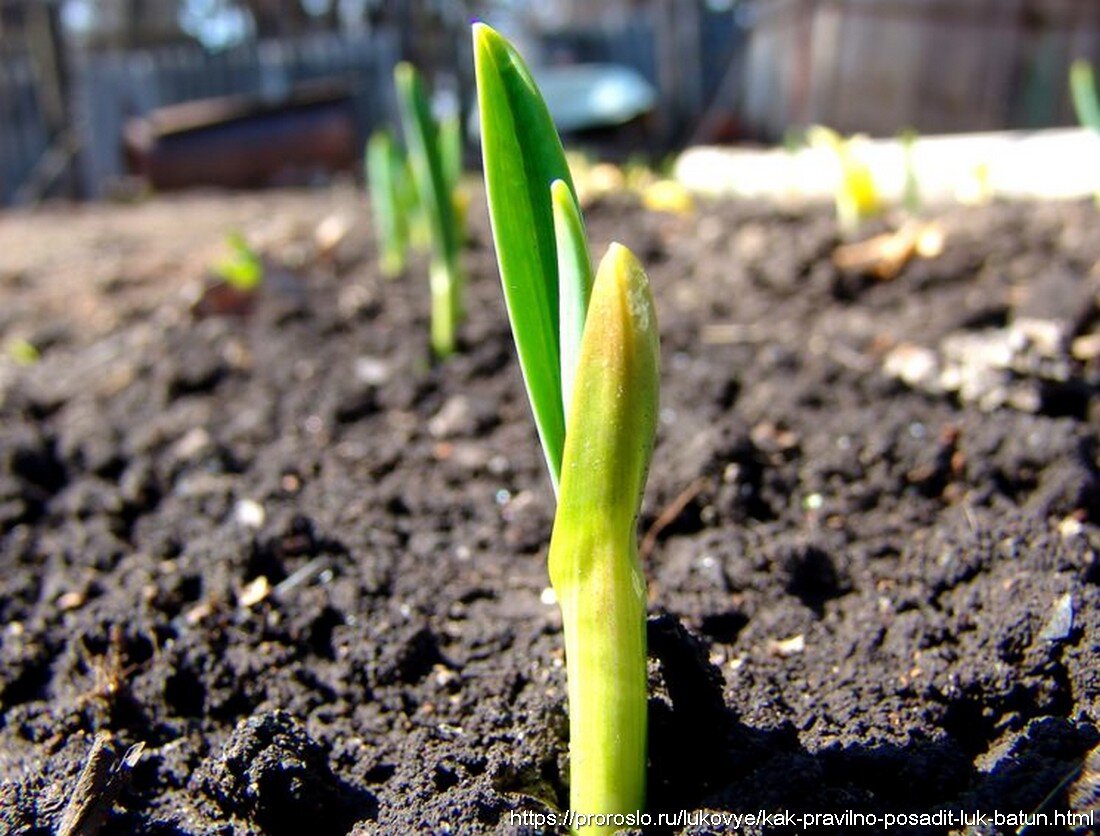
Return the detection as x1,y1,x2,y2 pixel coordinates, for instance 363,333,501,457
1,185,1099,833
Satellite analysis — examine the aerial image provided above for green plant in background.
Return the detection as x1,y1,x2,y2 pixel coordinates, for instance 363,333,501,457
395,62,464,358
366,130,410,277
1070,59,1100,134
213,231,263,291
899,128,921,214
439,114,463,193
5,337,40,365
808,125,882,235
475,23,659,831
438,114,471,245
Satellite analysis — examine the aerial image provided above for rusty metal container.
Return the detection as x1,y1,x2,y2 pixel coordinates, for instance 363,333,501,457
123,81,358,190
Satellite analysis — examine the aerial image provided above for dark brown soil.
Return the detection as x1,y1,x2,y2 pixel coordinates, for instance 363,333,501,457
1,185,1099,835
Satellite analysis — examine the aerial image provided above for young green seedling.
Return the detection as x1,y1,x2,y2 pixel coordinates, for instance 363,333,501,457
548,244,657,827
366,130,410,277
213,231,263,291
809,125,881,236
899,128,921,214
1070,59,1100,135
474,23,659,831
395,62,464,358
438,114,471,247
5,337,40,366
439,114,463,195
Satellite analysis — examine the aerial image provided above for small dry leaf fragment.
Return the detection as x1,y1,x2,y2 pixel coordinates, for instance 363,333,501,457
833,221,945,281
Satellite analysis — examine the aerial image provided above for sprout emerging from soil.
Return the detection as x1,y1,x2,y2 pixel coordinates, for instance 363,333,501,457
474,23,659,831
365,130,411,278
1070,60,1100,135
808,125,882,236
5,337,40,365
395,62,465,358
213,231,263,291
899,128,921,214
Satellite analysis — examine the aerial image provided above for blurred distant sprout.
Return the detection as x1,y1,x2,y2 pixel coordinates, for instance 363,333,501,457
395,62,466,358
438,114,472,245
365,130,411,278
1070,60,1100,134
5,338,40,366
212,232,263,291
899,128,921,214
808,125,882,236
438,114,463,196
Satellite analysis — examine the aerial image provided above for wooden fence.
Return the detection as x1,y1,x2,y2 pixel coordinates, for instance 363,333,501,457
741,0,1100,139
0,51,50,205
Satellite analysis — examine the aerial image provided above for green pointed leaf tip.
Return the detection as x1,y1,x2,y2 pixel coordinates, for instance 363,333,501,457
395,62,459,264
551,242,659,545
551,179,594,424
474,22,579,488
548,242,658,824
214,231,262,291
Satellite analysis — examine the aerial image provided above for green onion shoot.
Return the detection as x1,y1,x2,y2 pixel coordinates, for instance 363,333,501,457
474,23,660,831
395,62,464,358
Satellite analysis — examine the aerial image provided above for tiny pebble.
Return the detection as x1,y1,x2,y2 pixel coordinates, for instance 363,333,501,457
1038,592,1074,643
354,356,390,385
239,576,272,608
234,499,266,528
57,591,85,611
185,601,213,625
769,634,805,656
1059,516,1085,539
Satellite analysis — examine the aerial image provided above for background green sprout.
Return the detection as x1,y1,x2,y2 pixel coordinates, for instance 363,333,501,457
1070,60,1100,134
212,231,263,291
808,125,882,235
5,337,40,366
365,130,411,278
899,128,921,214
474,23,659,831
395,62,465,358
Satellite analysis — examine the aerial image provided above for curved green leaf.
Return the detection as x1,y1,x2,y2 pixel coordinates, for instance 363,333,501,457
551,178,593,424
474,22,577,489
